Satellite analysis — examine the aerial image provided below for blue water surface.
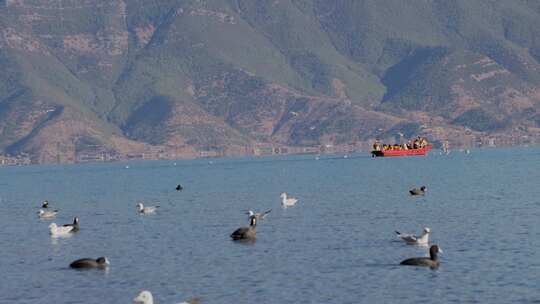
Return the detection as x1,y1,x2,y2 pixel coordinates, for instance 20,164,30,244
1,147,539,303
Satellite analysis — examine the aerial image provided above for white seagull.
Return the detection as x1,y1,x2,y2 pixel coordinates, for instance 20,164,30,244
133,290,199,304
49,223,75,237
395,227,431,245
280,193,298,207
38,209,58,219
137,203,160,214
245,209,272,220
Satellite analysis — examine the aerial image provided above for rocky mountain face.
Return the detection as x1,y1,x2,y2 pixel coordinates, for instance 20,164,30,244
1,0,540,164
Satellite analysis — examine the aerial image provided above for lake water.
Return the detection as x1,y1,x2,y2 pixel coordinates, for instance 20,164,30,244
1,147,540,303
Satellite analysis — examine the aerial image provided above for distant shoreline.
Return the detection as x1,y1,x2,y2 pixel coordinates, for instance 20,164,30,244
1,144,537,167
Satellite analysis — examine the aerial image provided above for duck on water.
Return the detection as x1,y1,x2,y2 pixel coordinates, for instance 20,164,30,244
400,245,442,268
409,186,427,196
70,257,110,269
230,216,257,241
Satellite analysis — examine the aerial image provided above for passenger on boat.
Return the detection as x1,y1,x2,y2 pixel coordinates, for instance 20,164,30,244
372,140,381,151
379,138,429,151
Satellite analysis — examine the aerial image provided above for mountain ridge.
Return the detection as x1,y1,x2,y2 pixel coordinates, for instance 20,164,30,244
1,0,540,164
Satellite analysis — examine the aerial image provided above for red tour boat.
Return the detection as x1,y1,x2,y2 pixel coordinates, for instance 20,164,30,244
371,145,433,157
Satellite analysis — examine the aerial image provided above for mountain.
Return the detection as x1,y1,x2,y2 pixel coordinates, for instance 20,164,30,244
1,0,540,164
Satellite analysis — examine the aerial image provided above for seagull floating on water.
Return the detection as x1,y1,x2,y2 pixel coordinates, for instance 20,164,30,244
133,290,200,304
400,245,442,268
245,209,271,220
38,209,58,219
280,193,298,207
395,227,430,245
137,202,160,214
49,223,75,237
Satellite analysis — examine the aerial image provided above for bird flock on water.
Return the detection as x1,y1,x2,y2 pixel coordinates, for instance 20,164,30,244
34,163,438,303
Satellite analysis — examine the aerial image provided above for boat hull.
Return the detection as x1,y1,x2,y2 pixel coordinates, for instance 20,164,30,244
371,145,433,157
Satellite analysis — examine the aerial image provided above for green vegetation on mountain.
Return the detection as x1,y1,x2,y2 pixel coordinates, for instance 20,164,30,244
1,0,539,163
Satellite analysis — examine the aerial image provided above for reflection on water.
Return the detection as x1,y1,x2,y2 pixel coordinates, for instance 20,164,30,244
50,234,74,245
